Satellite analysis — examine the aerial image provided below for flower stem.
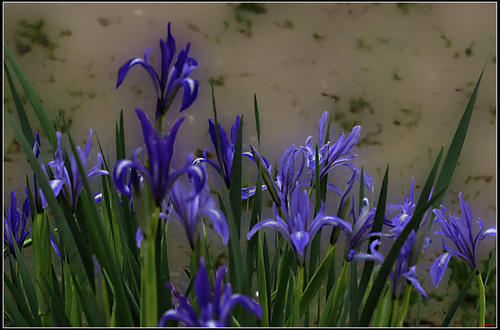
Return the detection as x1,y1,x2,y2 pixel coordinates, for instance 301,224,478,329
140,207,161,327
477,271,486,327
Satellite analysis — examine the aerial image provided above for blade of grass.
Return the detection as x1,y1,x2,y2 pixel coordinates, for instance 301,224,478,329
254,93,261,147
270,246,294,326
257,232,269,326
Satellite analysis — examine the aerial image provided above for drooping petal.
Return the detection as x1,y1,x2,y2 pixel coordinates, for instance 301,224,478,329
179,78,199,112
402,265,428,298
205,208,229,245
116,49,161,96
430,252,453,288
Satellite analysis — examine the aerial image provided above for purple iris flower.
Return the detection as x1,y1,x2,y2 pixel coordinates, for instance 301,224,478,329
430,192,496,288
4,191,31,258
114,108,205,206
341,196,386,262
193,116,242,189
40,130,108,211
375,177,430,298
165,165,229,249
158,258,262,327
241,144,305,214
301,111,373,192
247,188,351,265
116,22,199,119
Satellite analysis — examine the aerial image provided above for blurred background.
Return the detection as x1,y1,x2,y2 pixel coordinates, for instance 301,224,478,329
3,3,496,326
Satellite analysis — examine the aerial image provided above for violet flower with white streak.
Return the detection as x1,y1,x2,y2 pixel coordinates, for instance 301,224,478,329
113,108,205,207
430,192,496,287
301,111,373,193
40,130,108,211
247,188,351,265
158,258,261,327
165,165,228,250
116,22,198,120
4,191,31,258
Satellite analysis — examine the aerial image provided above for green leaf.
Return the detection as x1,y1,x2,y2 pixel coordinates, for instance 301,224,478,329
218,193,247,296
4,44,57,149
318,260,348,326
254,93,261,147
270,246,294,326
257,232,269,326
299,244,336,316
7,222,40,325
4,289,31,327
371,282,392,327
5,263,37,326
349,260,359,324
4,63,33,145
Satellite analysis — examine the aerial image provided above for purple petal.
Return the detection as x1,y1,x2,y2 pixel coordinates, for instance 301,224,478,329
291,231,310,260
160,22,176,89
318,111,328,145
231,116,241,145
430,252,453,288
179,78,199,112
116,48,160,96
402,266,428,298
194,258,211,316
205,209,229,245
135,228,144,249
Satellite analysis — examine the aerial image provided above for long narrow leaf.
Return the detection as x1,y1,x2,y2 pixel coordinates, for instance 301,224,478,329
257,232,269,326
